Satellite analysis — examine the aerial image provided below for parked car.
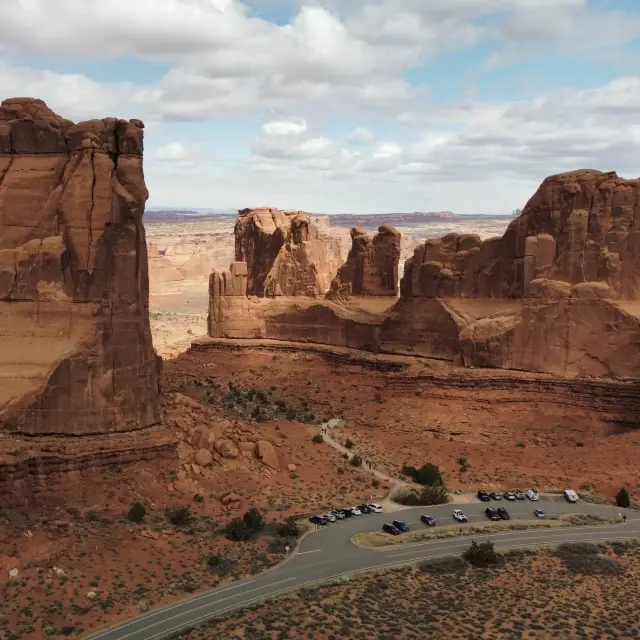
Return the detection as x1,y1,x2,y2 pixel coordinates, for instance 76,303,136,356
504,491,517,501
421,515,436,526
534,509,545,519
564,489,579,503
392,519,409,533
485,507,501,521
490,492,503,500
367,503,383,513
309,515,328,525
350,506,362,516
453,509,468,522
515,491,526,500
340,508,353,518
358,504,372,514
323,513,336,523
328,509,345,520
477,490,491,501
497,507,510,520
383,523,401,535
526,489,539,501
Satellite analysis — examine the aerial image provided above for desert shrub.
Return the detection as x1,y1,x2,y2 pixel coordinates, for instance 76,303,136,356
372,479,380,488
166,506,193,527
401,463,443,486
225,508,265,541
349,455,362,467
268,536,297,553
275,516,301,538
616,487,631,508
394,485,449,506
127,502,146,523
555,542,625,575
345,439,354,449
463,540,502,567
312,434,324,444
457,457,470,472
206,555,235,577
419,556,468,575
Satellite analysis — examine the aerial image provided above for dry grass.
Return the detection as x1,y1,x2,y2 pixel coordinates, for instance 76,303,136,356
351,515,617,549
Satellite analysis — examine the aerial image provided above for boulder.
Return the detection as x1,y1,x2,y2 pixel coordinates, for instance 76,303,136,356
256,440,280,470
215,439,239,459
287,463,297,472
173,479,191,494
194,449,213,467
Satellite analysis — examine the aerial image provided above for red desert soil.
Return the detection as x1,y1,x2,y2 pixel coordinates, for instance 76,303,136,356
166,344,640,500
180,543,640,639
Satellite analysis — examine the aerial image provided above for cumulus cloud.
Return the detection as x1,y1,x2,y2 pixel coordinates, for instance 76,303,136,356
347,127,375,144
155,142,204,167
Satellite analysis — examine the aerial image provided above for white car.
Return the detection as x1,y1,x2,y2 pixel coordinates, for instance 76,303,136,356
453,509,468,522
323,513,336,523
350,507,362,516
526,489,539,501
367,503,383,513
564,489,579,503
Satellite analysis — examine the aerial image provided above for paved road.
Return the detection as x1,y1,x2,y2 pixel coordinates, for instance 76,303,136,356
85,497,639,640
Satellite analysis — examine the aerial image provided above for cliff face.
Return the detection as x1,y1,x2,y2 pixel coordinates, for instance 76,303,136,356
329,224,401,298
234,207,342,297
0,97,161,436
402,170,640,299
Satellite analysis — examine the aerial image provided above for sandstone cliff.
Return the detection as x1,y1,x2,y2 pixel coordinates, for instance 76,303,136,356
402,170,640,299
234,207,342,297
0,97,161,436
328,225,401,298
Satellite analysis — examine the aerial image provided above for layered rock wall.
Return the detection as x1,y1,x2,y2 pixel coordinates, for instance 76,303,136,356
0,97,161,436
329,224,401,298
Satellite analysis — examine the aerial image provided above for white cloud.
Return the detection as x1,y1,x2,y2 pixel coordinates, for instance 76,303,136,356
155,142,202,167
347,127,375,144
262,117,307,136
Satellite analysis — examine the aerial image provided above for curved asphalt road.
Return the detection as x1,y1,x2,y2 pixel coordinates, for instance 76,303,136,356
85,497,638,640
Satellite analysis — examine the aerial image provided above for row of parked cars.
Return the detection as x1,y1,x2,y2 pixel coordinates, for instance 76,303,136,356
477,489,539,501
309,503,383,525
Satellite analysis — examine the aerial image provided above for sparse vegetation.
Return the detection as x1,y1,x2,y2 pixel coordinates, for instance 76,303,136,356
165,506,193,527
349,455,362,467
224,508,265,542
555,542,625,575
393,485,449,506
312,433,324,444
345,439,354,449
457,457,470,473
206,555,235,577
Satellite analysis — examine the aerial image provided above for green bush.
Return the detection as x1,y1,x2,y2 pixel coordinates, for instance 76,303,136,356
463,540,502,567
345,439,354,449
616,487,631,508
312,434,324,444
275,516,301,538
206,555,235,577
224,508,265,542
394,485,449,506
401,463,443,486
349,455,362,467
127,502,146,523
165,506,193,527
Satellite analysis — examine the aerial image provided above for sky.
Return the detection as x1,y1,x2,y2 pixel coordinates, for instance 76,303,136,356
2,1,640,214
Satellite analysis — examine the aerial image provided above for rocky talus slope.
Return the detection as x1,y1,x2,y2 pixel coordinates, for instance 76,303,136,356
0,98,172,501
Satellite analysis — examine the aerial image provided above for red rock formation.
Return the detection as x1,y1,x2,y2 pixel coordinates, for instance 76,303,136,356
329,224,401,298
234,207,342,297
0,97,161,436
402,170,640,299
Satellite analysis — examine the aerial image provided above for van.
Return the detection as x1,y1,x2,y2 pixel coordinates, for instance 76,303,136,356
564,489,579,503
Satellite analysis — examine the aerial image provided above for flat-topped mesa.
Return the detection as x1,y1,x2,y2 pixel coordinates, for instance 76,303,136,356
328,224,401,299
233,207,342,297
0,97,161,437
401,169,640,300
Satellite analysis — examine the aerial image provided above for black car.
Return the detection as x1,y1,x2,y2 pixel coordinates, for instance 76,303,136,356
383,523,401,535
340,508,352,518
490,492,503,500
358,504,372,514
485,507,501,521
309,515,328,525
497,507,510,520
392,519,409,533
477,490,491,501
421,515,436,526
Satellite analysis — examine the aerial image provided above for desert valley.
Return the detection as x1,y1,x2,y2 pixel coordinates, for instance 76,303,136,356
1,97,639,640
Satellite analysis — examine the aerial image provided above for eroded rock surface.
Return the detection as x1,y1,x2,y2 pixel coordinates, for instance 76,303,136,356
0,97,161,437
329,225,401,299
